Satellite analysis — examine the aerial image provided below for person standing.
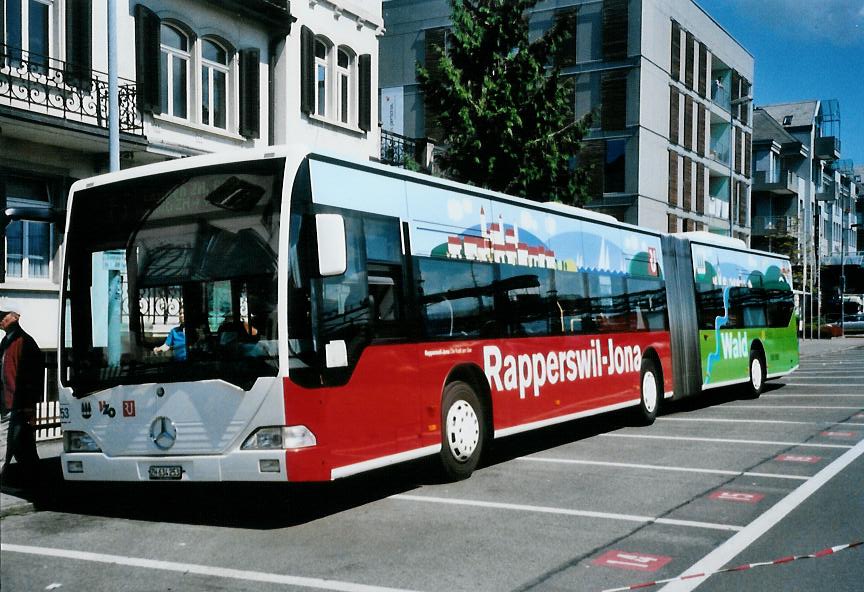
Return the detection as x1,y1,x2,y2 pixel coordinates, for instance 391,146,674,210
0,310,44,481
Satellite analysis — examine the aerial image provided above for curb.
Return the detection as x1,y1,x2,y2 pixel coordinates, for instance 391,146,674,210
0,493,35,519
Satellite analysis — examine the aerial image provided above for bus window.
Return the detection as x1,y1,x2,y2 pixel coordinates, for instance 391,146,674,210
319,215,370,363
497,267,553,337
766,289,794,327
588,272,629,333
627,278,668,331
418,258,495,339
554,271,591,334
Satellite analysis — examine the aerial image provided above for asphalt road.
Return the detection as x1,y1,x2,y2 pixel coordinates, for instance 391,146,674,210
2,341,862,592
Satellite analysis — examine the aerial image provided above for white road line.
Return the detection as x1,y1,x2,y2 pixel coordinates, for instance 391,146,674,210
599,433,853,449
659,438,864,592
782,383,863,387
0,545,419,592
762,394,864,398
722,405,863,410
389,494,742,532
658,417,864,428
658,417,825,426
518,457,809,481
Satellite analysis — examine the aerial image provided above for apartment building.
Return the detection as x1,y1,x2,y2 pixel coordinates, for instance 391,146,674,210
751,99,859,329
379,0,754,238
2,0,382,365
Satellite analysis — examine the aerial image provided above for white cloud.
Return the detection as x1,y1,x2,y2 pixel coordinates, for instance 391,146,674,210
447,198,472,222
544,216,557,236
520,211,539,233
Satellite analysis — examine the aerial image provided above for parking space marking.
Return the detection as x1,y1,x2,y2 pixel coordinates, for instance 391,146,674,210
658,417,838,426
708,491,765,504
593,550,673,572
389,495,743,532
0,544,420,592
782,383,863,387
775,454,822,463
600,434,853,449
762,393,864,398
519,457,809,481
722,404,863,410
658,439,864,592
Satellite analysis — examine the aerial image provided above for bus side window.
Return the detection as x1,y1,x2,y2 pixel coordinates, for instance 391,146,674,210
364,216,405,340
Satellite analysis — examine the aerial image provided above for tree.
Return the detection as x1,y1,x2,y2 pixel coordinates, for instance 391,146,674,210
418,0,594,205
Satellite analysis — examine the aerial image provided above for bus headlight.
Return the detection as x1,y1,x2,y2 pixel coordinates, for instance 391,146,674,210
64,431,102,453
242,426,317,450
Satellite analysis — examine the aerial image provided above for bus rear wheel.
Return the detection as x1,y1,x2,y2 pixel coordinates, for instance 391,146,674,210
439,381,485,480
636,358,660,425
746,350,766,399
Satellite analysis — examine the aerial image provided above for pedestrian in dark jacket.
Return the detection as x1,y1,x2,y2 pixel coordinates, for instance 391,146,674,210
1,310,44,481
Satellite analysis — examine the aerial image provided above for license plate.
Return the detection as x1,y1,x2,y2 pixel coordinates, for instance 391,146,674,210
148,465,183,480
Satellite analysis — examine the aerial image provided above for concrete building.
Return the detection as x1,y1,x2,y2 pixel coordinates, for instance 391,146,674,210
750,99,858,331
379,0,754,238
2,0,383,394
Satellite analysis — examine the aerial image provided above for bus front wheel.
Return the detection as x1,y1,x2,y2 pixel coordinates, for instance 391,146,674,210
636,358,660,425
746,350,766,399
439,381,485,480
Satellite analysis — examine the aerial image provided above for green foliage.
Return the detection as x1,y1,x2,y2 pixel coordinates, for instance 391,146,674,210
418,0,593,205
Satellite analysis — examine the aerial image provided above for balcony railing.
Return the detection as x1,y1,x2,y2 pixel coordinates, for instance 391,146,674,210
753,170,798,195
380,129,418,168
751,216,798,237
1,45,143,136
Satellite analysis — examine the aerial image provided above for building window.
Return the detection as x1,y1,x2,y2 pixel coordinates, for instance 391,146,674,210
605,139,626,193
201,38,229,129
336,47,353,125
160,23,190,119
314,38,329,118
4,176,53,281
4,0,54,71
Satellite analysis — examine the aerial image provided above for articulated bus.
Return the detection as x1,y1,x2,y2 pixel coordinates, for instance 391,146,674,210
58,146,798,482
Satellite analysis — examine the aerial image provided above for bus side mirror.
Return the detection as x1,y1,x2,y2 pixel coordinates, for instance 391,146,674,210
315,214,347,276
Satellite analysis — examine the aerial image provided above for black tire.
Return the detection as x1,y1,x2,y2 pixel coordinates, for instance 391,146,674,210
636,357,661,425
439,381,486,480
746,349,766,399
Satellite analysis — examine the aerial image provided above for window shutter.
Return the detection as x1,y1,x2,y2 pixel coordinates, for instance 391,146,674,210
602,0,628,60
683,95,693,150
684,32,694,89
300,26,315,115
600,69,627,130
669,88,679,144
134,4,161,115
668,150,678,206
697,104,705,157
682,156,692,212
238,48,260,139
698,42,707,98
670,20,680,81
65,0,92,91
358,53,372,132
696,164,705,214
667,213,678,233
744,131,752,178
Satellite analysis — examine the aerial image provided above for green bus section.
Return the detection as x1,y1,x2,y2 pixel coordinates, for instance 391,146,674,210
691,243,798,388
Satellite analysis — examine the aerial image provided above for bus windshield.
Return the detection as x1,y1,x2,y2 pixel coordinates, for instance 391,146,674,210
61,159,284,396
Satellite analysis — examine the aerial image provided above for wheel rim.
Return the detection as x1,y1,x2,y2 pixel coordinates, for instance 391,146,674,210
751,358,763,391
642,371,658,414
445,399,480,462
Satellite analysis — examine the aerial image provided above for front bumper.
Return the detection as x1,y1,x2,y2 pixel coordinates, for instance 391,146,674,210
61,450,288,482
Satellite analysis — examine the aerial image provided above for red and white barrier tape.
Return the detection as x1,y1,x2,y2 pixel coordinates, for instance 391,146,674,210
600,541,863,592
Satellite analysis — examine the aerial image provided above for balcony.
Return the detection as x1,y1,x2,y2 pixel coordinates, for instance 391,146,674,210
815,136,840,161
380,129,442,172
1,45,143,136
752,170,798,195
751,216,798,237
816,181,837,202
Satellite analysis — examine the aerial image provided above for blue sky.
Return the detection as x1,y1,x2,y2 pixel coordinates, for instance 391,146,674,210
695,0,864,167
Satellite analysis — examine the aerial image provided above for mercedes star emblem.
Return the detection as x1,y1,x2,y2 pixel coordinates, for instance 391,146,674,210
150,416,177,450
